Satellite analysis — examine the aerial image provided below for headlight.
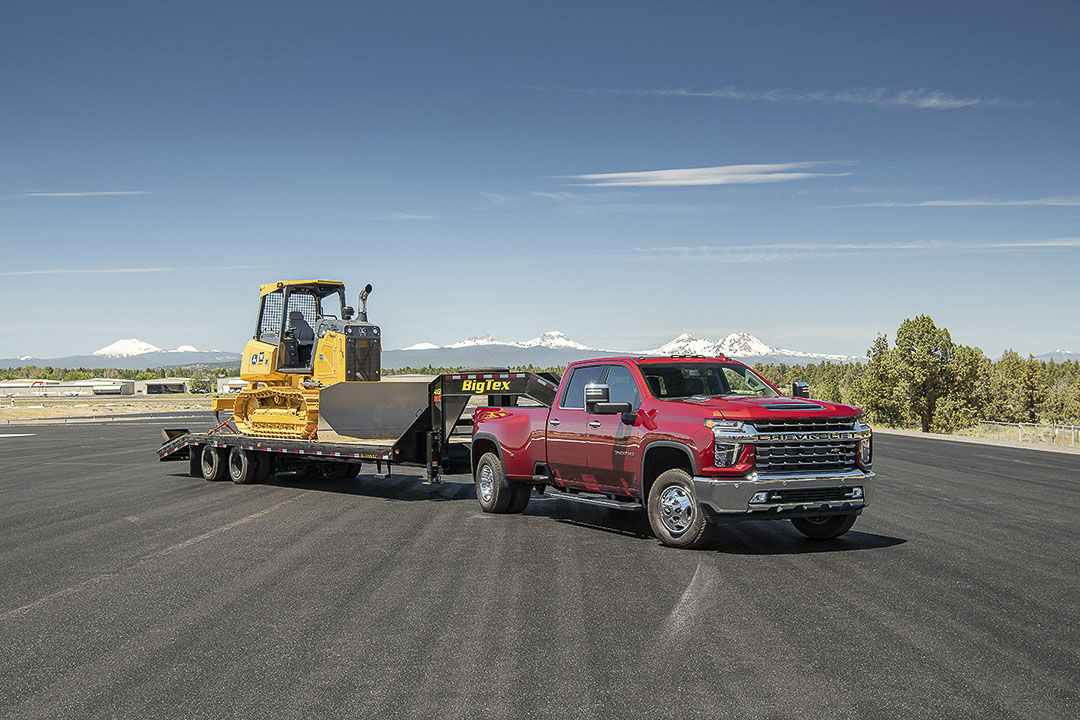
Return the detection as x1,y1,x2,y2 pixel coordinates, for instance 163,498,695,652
714,442,741,467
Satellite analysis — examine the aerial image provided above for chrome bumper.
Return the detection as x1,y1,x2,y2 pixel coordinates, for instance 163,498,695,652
692,469,875,516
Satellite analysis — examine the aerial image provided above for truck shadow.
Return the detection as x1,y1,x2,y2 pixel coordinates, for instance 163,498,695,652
709,523,907,555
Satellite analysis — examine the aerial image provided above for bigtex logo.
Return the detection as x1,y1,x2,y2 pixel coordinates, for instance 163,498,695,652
461,379,511,393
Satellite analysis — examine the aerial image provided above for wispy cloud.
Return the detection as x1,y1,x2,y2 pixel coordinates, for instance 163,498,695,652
572,86,1028,110
2,191,154,199
0,267,174,277
568,162,852,187
831,196,1080,208
631,237,1080,264
376,212,436,220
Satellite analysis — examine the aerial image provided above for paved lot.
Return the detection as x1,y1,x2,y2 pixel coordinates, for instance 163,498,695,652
0,420,1076,719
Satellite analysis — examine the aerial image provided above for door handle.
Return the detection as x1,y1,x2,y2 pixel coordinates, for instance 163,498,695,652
588,420,601,428
549,419,560,427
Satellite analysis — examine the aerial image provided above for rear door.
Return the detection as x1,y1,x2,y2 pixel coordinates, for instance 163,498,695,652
545,364,605,488
587,364,644,494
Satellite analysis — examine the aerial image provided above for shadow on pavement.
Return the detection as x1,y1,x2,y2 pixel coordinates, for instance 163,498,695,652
711,525,907,555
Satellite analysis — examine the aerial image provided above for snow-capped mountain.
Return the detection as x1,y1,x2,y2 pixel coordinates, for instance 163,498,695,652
1035,349,1080,362
383,330,861,369
92,338,163,357
408,331,593,352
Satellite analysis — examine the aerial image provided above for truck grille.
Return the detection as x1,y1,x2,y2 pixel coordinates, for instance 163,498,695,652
751,417,857,434
755,440,858,473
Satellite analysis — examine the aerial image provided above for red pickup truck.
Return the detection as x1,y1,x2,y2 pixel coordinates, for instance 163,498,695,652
471,355,874,548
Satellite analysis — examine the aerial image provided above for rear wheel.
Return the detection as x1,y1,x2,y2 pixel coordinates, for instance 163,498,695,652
791,513,858,540
506,484,532,513
475,452,514,513
200,445,227,482
646,469,714,549
227,446,258,484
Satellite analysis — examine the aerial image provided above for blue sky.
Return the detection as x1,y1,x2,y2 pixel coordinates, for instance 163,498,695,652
2,1,1077,358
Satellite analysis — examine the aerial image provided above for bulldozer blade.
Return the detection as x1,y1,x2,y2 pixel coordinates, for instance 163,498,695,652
317,381,431,441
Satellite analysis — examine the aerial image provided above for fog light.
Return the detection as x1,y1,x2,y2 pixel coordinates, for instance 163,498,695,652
750,491,769,504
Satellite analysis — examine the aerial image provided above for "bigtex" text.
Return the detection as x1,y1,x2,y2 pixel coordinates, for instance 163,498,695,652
461,379,511,393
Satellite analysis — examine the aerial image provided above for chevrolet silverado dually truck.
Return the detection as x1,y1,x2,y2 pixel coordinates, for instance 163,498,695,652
470,355,875,548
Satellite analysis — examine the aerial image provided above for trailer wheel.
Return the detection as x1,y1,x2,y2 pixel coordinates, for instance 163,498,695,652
791,513,858,540
475,452,513,513
200,445,227,482
188,447,202,478
227,447,258,484
341,463,362,480
646,469,715,549
255,452,273,483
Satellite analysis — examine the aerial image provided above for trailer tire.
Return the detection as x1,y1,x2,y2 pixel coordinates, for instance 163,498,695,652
475,452,513,513
341,463,362,480
227,447,258,484
200,445,227,482
255,452,273,483
188,448,202,478
791,513,858,540
506,484,532,513
646,468,715,549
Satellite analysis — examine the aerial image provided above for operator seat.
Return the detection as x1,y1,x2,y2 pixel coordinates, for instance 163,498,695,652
644,376,663,398
287,311,316,367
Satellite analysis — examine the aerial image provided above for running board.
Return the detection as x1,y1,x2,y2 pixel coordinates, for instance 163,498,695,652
536,487,643,511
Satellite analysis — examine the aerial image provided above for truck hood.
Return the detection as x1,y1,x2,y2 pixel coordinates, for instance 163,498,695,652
675,395,862,420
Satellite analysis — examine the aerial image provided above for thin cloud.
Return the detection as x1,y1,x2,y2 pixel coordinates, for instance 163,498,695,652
376,212,436,220
831,197,1080,208
0,267,174,277
573,86,1028,110
568,162,852,187
631,237,1080,264
3,191,154,199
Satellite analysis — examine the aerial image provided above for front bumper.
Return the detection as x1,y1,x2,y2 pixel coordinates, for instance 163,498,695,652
693,469,875,518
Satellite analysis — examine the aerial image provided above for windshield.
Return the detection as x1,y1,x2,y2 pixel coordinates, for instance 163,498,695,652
637,362,779,400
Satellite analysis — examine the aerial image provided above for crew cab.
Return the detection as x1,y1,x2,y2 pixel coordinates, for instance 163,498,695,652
470,355,874,548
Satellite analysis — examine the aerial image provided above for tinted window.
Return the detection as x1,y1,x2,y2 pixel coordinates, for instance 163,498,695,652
637,362,779,400
605,365,641,409
560,365,606,409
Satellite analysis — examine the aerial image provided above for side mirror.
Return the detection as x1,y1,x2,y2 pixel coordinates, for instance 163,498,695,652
792,381,810,399
584,383,609,412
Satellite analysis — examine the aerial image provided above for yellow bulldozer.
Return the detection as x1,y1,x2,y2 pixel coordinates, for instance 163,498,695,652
213,280,428,443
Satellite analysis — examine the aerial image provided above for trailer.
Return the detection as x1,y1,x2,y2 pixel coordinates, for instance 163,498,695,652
157,371,558,484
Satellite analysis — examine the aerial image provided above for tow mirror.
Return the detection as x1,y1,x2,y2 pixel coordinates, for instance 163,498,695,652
584,383,609,412
792,381,810,399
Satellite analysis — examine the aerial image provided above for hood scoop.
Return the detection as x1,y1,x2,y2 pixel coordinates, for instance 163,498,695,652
762,401,824,411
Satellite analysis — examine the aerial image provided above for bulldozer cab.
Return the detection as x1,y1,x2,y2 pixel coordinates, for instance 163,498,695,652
255,281,346,373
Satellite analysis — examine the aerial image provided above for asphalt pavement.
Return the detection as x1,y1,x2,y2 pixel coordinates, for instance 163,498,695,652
0,419,1076,719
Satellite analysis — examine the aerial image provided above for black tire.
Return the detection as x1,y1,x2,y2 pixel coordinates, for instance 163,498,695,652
200,445,227,482
188,448,202,478
227,446,258,484
340,463,362,480
506,484,532,513
255,452,273,483
646,468,715,549
791,513,858,540
474,452,514,513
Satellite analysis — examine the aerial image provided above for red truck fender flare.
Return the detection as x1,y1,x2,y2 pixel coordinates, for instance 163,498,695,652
639,440,699,479
470,432,506,480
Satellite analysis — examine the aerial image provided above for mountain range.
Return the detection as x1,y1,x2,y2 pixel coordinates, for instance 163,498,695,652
2,332,1076,371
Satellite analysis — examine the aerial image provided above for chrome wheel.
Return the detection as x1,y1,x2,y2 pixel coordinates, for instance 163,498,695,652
477,462,495,504
658,485,694,535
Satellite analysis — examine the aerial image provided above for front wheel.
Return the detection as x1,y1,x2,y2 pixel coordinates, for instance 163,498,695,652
646,469,714,549
791,513,858,540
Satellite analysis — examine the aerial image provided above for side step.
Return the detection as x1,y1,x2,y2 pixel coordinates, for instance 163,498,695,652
536,486,643,511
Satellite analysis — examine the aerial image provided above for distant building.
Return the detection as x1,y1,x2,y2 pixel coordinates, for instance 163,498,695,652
216,377,247,393
0,378,134,397
135,378,191,394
